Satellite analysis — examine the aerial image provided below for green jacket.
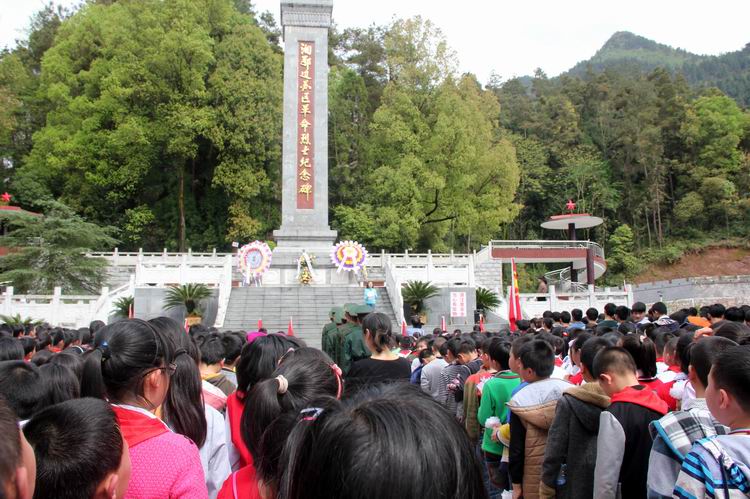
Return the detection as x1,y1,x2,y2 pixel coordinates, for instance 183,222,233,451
321,322,338,360
341,324,370,375
330,324,347,367
477,371,521,456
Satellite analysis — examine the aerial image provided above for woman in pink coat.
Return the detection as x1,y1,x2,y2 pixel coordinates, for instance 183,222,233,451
83,319,208,499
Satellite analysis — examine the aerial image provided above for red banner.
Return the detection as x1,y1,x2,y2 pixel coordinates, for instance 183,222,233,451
296,41,315,209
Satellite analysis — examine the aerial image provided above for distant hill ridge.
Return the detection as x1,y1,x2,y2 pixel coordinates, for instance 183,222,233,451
561,31,750,107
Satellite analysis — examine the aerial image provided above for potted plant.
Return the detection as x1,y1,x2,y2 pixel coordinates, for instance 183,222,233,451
111,296,134,318
475,287,500,313
163,283,212,326
401,280,439,323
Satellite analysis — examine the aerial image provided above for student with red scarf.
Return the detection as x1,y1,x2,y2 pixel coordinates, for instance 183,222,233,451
218,347,343,499
225,334,304,473
82,319,207,498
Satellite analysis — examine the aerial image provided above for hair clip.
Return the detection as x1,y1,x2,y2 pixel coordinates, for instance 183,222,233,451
98,341,111,361
300,407,324,422
276,375,289,394
278,347,296,365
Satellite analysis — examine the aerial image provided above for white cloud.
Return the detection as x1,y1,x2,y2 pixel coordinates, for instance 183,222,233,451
1,0,747,84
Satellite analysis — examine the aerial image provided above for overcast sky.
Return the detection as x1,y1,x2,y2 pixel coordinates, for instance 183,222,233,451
1,0,748,84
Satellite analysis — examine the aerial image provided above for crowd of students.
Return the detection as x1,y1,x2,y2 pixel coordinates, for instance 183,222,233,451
1,300,750,498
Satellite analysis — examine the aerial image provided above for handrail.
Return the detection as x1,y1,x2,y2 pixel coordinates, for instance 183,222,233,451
384,256,405,326
489,240,605,260
213,255,233,328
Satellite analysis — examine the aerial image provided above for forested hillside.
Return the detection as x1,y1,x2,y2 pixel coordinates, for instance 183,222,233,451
0,1,749,285
567,31,750,107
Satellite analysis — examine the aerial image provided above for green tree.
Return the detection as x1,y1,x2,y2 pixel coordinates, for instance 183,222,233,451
681,93,748,179
0,202,117,293
14,0,281,251
328,66,371,207
606,224,640,280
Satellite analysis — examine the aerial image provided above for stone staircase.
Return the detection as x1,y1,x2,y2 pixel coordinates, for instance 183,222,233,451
105,266,135,289
222,286,397,349
474,259,504,291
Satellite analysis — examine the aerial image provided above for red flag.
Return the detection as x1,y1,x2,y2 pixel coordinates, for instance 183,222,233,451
441,316,446,332
401,319,407,336
257,319,263,330
128,303,134,319
287,317,294,336
479,314,485,332
508,258,522,332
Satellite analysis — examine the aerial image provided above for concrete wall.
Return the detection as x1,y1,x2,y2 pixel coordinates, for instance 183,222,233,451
633,275,750,304
418,287,477,328
134,287,219,326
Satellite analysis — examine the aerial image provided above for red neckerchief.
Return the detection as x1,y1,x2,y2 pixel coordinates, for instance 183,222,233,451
226,393,254,469
230,465,262,499
112,405,169,448
610,385,669,415
668,365,682,373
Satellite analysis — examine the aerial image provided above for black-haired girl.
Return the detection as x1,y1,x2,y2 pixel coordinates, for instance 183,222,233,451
218,347,342,499
345,312,411,395
82,319,207,498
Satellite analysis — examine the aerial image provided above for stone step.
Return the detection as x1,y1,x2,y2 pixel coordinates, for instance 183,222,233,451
222,285,397,349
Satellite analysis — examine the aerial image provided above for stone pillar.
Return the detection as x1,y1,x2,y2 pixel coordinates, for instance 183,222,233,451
273,0,337,254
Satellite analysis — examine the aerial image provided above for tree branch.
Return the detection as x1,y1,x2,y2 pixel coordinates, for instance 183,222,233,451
422,189,440,219
422,214,457,225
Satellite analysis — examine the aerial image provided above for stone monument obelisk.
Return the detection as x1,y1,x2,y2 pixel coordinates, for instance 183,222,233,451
273,0,337,261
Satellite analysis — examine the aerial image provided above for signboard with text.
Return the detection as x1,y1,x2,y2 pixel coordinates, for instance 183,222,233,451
450,292,467,318
296,41,315,209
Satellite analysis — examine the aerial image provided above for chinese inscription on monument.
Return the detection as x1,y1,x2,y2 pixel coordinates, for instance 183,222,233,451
297,41,315,209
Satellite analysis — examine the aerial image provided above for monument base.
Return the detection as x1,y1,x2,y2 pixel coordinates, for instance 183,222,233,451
272,227,337,249
260,264,361,286
269,226,349,285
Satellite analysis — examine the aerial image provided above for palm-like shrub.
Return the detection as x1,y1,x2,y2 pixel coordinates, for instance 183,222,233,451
163,283,212,317
401,280,440,314
476,287,500,311
0,314,43,327
112,296,134,318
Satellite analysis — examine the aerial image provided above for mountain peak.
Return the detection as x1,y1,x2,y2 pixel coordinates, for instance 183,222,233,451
601,31,654,50
566,31,705,77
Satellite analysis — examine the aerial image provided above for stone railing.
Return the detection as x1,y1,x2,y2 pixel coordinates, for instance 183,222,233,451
496,284,634,321
384,257,405,326
1,278,135,328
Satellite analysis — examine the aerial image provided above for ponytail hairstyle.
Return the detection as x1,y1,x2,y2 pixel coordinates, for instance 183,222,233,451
277,384,487,499
621,334,658,378
241,348,342,485
235,333,304,400
81,319,174,409
361,312,393,354
80,325,116,399
149,317,207,448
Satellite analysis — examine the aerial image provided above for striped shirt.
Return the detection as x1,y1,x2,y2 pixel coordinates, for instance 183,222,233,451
674,435,750,499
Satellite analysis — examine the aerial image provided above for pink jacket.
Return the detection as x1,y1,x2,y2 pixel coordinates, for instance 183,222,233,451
126,431,208,499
